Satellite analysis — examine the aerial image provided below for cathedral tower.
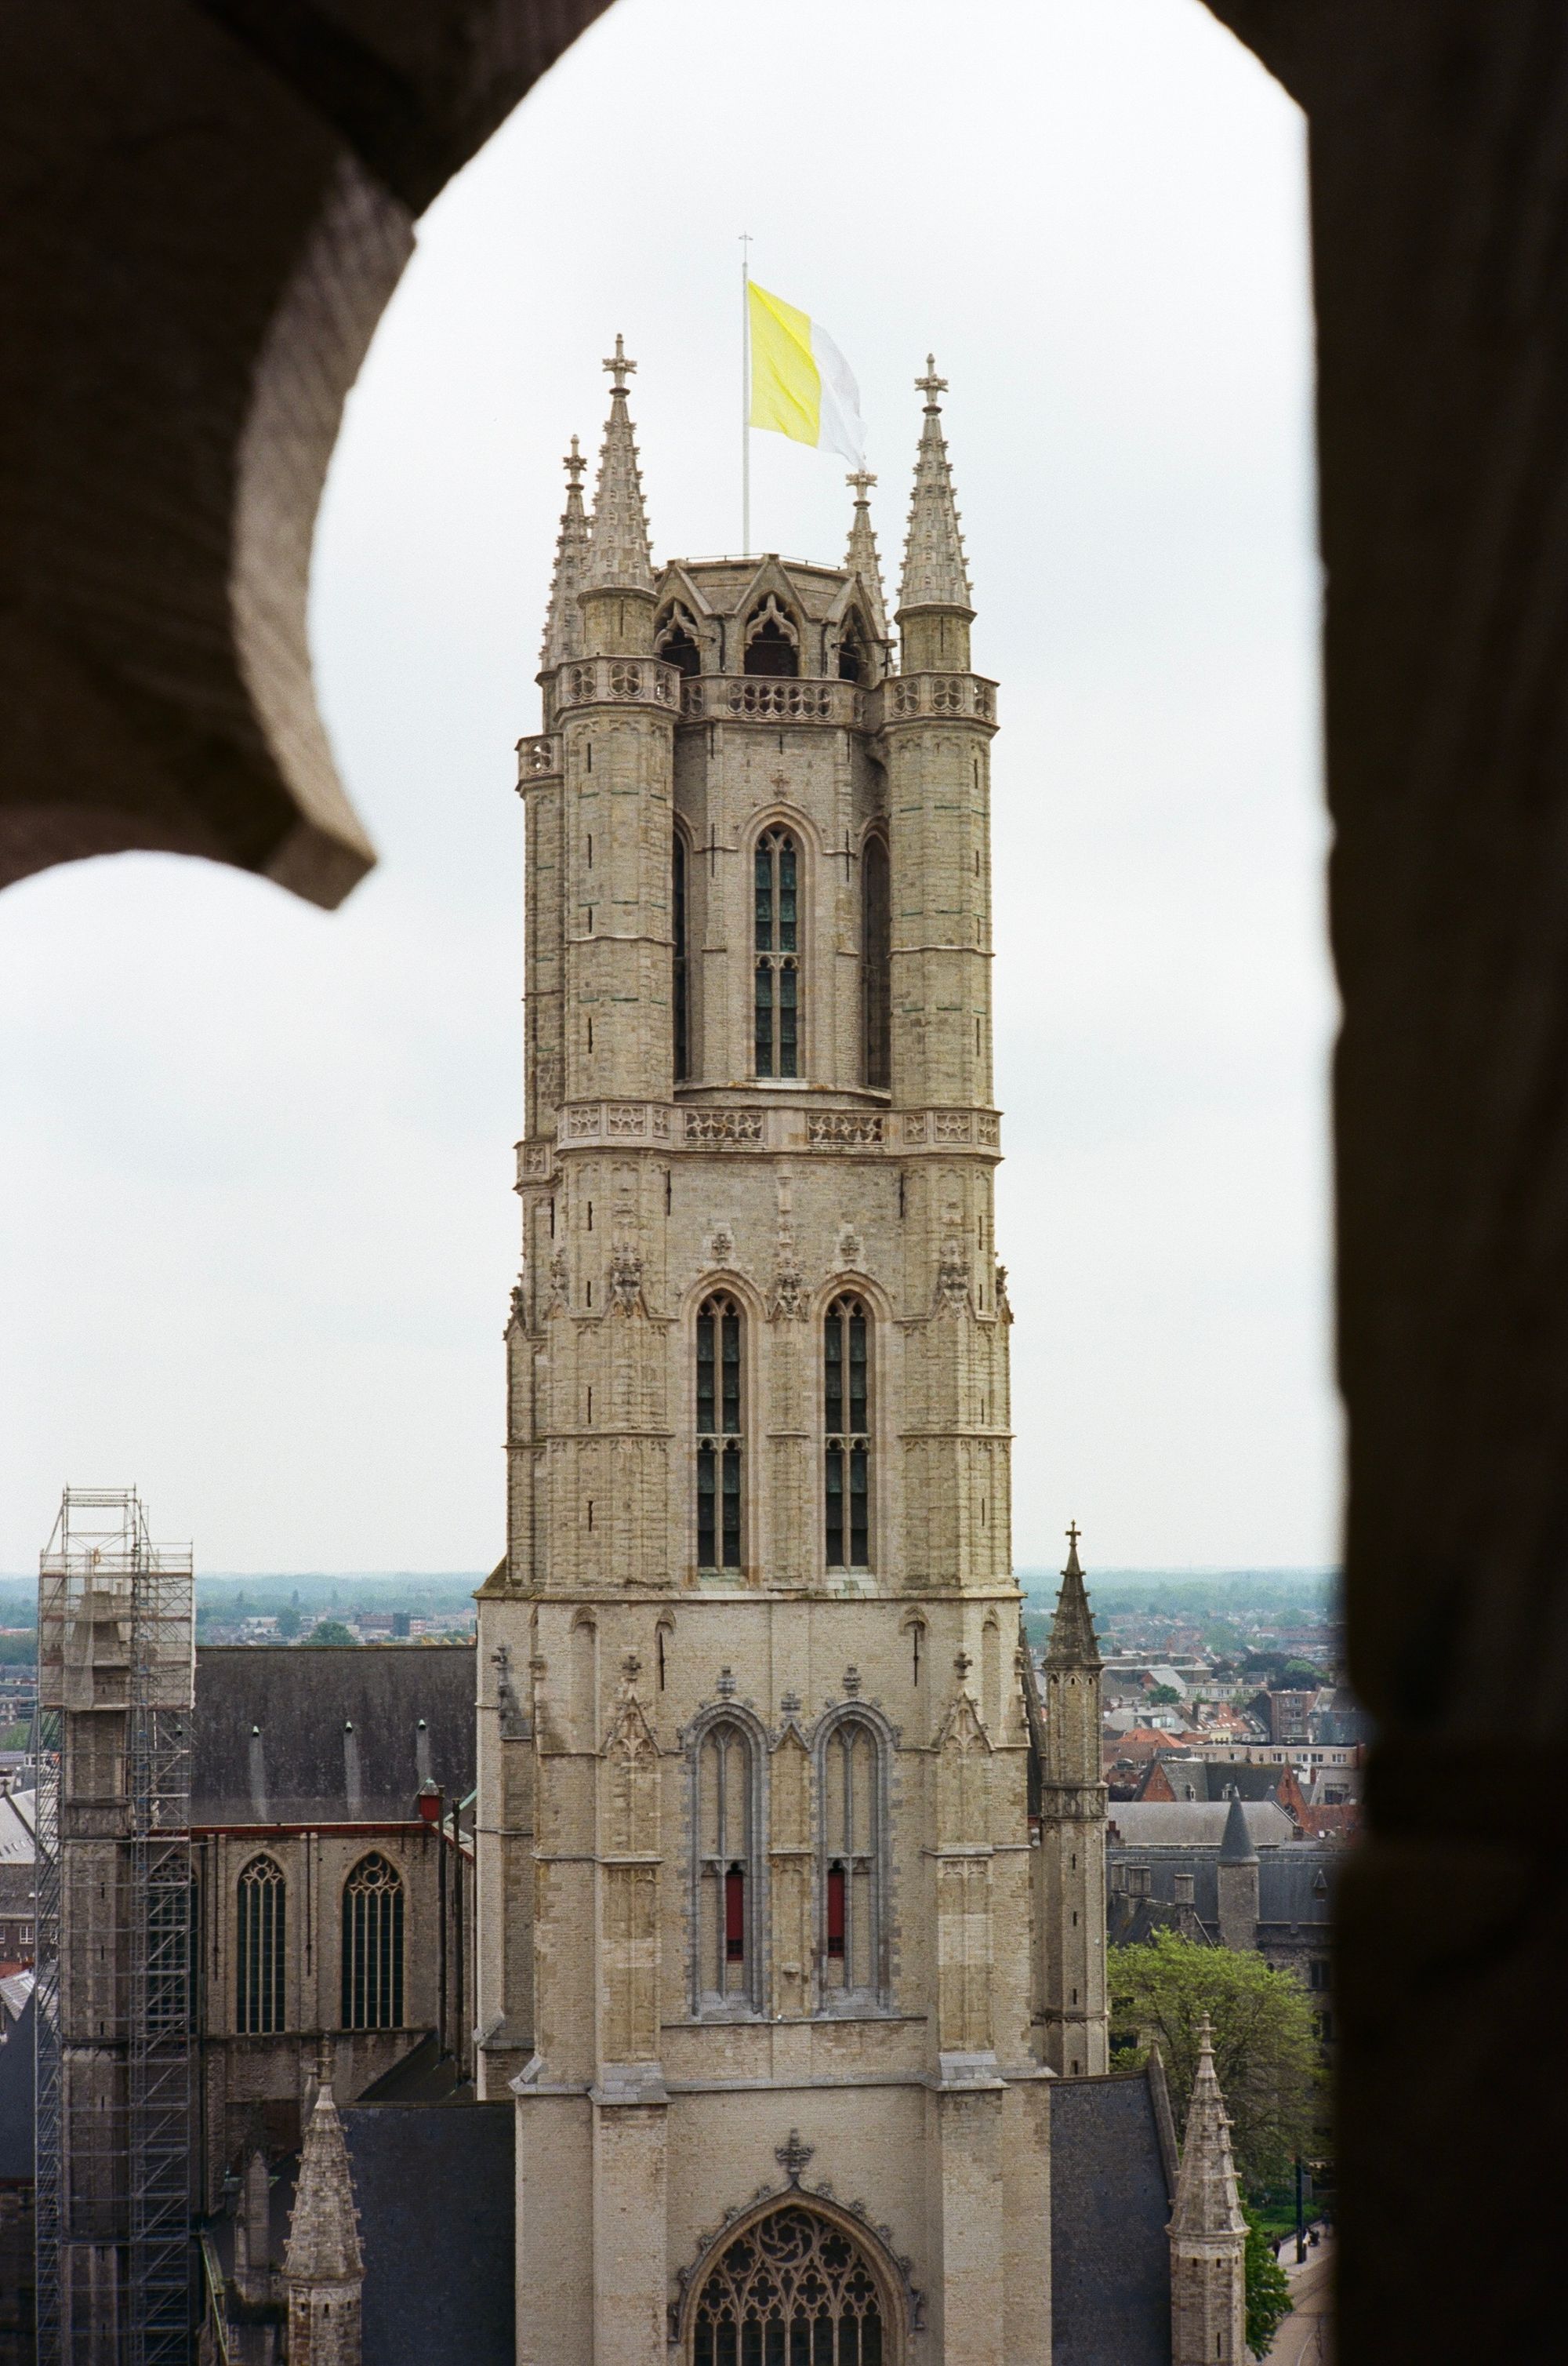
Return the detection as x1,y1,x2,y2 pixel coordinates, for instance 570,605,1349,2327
477,345,1099,2364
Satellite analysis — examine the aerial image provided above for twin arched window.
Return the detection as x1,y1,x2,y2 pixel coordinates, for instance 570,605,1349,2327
695,1717,760,2012
754,828,800,1078
237,1854,285,2033
342,1853,404,2030
696,1294,745,1571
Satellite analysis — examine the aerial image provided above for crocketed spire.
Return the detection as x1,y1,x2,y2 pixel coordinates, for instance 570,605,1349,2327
1171,2015,1247,2240
898,357,971,614
284,2063,363,2284
539,434,590,671
583,334,654,594
843,470,887,641
1047,1522,1102,1670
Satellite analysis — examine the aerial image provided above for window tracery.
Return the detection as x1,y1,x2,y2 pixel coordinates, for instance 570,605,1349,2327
754,828,800,1078
236,1854,285,2034
742,595,800,678
689,2203,887,2366
824,1295,871,1571
694,1715,762,2012
341,1852,404,2030
697,1292,745,1571
658,608,703,678
819,1714,884,2004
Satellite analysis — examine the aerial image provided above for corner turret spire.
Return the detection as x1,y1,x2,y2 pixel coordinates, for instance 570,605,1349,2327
1171,2015,1247,2238
540,435,590,673
583,334,654,596
898,358,972,618
284,2052,364,2288
1047,1521,1102,1670
1167,2015,1248,2363
844,471,888,642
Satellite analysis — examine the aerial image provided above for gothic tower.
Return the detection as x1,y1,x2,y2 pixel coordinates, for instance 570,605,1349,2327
1168,2016,1248,2366
1035,1525,1109,2074
477,342,1098,2364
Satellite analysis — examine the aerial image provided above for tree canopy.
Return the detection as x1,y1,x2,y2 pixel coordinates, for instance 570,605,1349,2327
1108,1931,1321,2191
303,1619,358,1648
1243,2207,1294,2353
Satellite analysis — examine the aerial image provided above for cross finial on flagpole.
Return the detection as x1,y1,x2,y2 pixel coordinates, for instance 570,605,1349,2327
563,434,586,486
603,333,636,391
1066,1521,1080,1551
847,469,877,500
916,354,948,406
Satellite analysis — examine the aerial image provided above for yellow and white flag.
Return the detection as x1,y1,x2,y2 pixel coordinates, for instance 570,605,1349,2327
747,281,866,467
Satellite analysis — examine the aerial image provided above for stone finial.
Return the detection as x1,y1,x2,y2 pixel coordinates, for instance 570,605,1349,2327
716,1666,738,1699
583,335,654,594
283,2060,364,2288
1169,2015,1247,2366
775,2129,815,2186
540,433,591,671
898,356,971,615
1046,1521,1102,1670
842,1666,862,1697
844,470,888,641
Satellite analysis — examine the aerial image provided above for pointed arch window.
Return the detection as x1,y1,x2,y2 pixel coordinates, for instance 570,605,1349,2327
825,1294,871,1570
341,1853,404,2030
689,2204,888,2365
837,612,867,683
861,834,891,1091
696,1293,744,1571
694,1717,762,2012
742,596,800,678
754,828,800,1078
820,1717,885,2005
236,1855,285,2035
673,829,690,1081
657,610,702,678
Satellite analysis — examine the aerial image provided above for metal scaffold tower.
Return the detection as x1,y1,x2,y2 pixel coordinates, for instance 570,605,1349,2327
35,1488,196,2366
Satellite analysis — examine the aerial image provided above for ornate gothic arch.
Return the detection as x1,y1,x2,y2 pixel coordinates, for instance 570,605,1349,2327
671,2172,923,2363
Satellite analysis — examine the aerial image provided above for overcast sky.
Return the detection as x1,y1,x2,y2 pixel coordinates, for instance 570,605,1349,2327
0,0,1337,1576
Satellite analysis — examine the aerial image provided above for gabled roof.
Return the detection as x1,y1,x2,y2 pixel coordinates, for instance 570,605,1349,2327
1106,1799,1293,1851
192,1645,474,1826
1050,2066,1173,2366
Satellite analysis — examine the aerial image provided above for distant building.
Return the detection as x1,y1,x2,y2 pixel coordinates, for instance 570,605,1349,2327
0,1791,33,1965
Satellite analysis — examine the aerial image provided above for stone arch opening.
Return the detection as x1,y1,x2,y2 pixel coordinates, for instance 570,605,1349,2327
685,2197,902,2366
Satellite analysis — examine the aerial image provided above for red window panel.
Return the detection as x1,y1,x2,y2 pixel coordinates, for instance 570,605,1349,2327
826,1863,846,1958
724,1866,746,1961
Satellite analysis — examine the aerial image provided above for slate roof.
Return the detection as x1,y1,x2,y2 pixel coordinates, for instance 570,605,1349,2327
0,1790,34,1863
1134,1759,1283,1806
1106,1801,1292,1851
192,1646,474,1825
1107,1844,1339,1945
1050,2066,1173,2366
343,2103,514,2364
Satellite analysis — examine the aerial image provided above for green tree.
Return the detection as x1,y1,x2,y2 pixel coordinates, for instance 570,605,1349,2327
1146,1683,1183,1706
1108,1932,1319,2191
303,1619,358,1648
275,1605,303,1640
1243,2207,1293,2355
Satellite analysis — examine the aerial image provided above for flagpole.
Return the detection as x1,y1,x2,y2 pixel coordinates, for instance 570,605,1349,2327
740,231,752,556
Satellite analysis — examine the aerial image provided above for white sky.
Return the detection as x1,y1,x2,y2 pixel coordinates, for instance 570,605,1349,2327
0,0,1338,1576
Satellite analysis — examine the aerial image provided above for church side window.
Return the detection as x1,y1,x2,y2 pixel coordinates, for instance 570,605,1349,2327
696,1293,744,1571
236,1855,285,2035
824,1295,871,1570
861,834,891,1091
820,1717,884,2004
341,1853,404,2030
695,1717,760,2011
754,829,800,1079
690,2204,887,2364
673,830,690,1082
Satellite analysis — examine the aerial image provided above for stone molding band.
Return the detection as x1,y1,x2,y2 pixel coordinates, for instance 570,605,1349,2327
514,1104,1000,1179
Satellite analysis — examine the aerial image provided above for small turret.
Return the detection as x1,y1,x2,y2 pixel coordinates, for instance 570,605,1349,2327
844,469,888,644
1047,1521,1102,1672
1036,1524,1109,2073
581,334,655,654
283,2053,364,2366
898,357,973,671
540,434,590,674
1216,1787,1260,1952
1168,2015,1248,2366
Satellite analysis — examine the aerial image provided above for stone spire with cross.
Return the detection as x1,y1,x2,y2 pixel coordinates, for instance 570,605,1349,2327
282,2044,364,2364
1047,1521,1102,1672
583,333,655,603
898,356,972,636
843,469,888,641
1168,2015,1248,2366
540,433,591,673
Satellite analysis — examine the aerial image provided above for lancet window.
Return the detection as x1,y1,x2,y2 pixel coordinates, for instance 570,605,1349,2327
694,1717,762,2012
689,2204,887,2365
341,1852,404,2030
236,1855,285,2035
824,1294,871,1570
742,596,800,678
861,835,891,1091
657,609,702,678
696,1293,745,1571
837,613,867,683
673,829,690,1081
754,828,800,1078
820,1716,884,2004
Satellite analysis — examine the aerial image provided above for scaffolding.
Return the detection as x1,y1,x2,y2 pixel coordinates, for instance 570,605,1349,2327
35,1488,196,2366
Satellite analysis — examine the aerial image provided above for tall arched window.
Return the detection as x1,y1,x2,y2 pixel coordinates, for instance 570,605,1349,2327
696,1293,744,1571
689,2204,887,2365
742,597,800,677
825,1294,871,1571
861,834,891,1091
754,828,800,1078
673,829,690,1082
694,1717,761,2012
657,612,702,678
236,1855,285,2034
820,1717,884,2004
341,1853,404,2030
